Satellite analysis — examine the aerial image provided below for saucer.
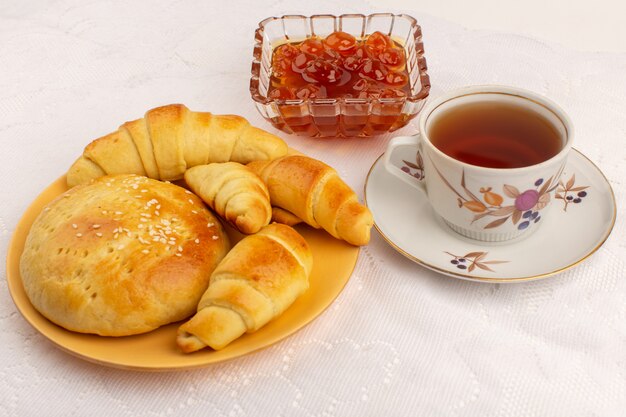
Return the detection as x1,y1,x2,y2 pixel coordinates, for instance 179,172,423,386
364,149,616,283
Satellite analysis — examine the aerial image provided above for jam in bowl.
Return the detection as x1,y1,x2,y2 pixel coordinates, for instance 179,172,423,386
250,14,431,138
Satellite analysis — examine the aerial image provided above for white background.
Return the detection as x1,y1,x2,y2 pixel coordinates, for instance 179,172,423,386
1,1,625,416
371,0,626,53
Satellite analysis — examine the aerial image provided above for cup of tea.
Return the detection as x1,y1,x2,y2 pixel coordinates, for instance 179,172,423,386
383,85,573,242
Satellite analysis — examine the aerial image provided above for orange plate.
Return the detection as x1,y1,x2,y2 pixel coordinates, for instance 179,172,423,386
6,176,359,371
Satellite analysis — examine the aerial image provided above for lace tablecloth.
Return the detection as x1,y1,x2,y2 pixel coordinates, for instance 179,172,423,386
1,1,625,416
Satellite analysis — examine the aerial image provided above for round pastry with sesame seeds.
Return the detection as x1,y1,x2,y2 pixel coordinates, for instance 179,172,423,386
19,174,230,336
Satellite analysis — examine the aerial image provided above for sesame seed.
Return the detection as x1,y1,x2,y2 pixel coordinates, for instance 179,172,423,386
44,207,50,212
138,224,144,229
76,233,82,237
117,245,124,250
207,222,214,227
212,235,218,240
72,224,78,229
142,249,149,254
96,232,103,237
140,213,151,218
155,211,160,216
102,210,108,214
194,238,200,244
156,204,161,209
114,233,119,239
132,184,139,189
92,224,101,229
177,246,183,252
140,218,148,222
115,211,123,215
191,210,198,214
175,253,182,257
141,189,148,193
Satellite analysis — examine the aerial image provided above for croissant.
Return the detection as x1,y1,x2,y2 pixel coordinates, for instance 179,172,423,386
271,206,303,226
66,104,289,187
184,162,271,234
247,155,373,246
177,223,313,352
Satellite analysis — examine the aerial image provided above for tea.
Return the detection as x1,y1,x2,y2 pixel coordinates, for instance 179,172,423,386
428,102,562,169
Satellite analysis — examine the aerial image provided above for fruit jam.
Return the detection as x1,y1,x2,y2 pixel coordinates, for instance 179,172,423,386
268,31,411,101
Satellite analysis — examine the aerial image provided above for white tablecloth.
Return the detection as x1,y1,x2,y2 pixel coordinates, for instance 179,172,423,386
1,1,625,416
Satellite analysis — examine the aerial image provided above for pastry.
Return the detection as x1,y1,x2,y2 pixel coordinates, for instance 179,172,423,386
19,174,230,336
271,206,303,226
67,104,289,187
184,162,272,234
248,155,373,246
177,223,313,352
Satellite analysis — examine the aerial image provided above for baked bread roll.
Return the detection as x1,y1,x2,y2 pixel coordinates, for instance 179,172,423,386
184,162,272,234
20,174,230,336
177,223,313,352
248,155,373,246
67,104,289,187
271,206,303,226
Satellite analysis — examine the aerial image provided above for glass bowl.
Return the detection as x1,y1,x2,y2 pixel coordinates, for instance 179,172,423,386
249,13,431,138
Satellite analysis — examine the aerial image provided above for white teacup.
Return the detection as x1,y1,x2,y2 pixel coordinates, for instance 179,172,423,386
384,85,573,242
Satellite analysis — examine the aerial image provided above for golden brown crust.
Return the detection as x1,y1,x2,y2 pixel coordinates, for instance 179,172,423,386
184,163,271,234
123,118,160,179
20,174,230,336
66,156,106,188
146,104,188,181
83,129,146,177
177,223,312,352
248,155,373,246
67,104,288,187
271,207,303,226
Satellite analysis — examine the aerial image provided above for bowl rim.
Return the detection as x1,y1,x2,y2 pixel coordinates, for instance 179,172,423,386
249,12,431,107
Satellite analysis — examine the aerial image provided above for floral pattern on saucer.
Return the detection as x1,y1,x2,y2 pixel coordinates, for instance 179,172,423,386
444,251,508,273
555,174,589,211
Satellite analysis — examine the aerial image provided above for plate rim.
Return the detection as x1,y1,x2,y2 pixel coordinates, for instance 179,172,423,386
364,148,617,283
6,175,359,371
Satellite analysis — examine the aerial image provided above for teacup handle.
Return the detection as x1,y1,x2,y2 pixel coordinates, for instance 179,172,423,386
383,134,427,193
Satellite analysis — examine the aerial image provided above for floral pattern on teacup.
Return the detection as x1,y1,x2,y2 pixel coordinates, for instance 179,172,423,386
444,251,508,273
430,162,566,231
400,150,425,180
